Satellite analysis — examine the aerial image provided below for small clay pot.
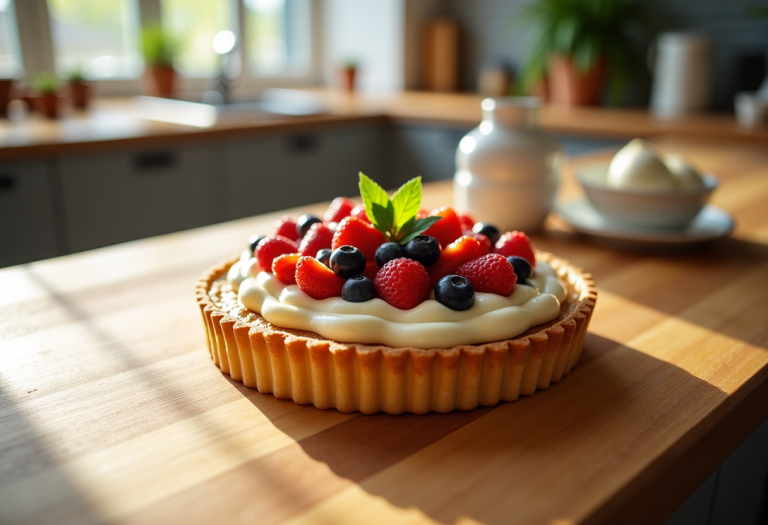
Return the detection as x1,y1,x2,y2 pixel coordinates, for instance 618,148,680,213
69,81,92,110
146,66,176,98
547,55,606,106
341,67,356,92
30,94,62,119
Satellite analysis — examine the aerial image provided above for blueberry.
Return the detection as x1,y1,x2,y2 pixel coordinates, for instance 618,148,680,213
375,242,406,267
342,275,376,302
316,248,332,267
296,214,322,237
435,275,475,311
507,256,532,284
249,235,265,254
330,245,366,278
404,235,441,266
472,223,500,245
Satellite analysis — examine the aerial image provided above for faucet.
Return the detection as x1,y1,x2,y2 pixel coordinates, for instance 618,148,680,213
203,30,237,105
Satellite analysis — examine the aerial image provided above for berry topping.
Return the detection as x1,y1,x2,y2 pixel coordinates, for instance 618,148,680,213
249,235,266,255
324,197,355,223
296,214,322,238
272,216,299,242
374,258,431,310
494,231,536,265
404,235,441,266
272,253,300,285
426,235,484,287
472,223,500,245
298,222,334,256
256,236,300,274
456,253,517,296
469,232,492,254
458,212,476,231
316,248,332,267
341,275,377,302
330,245,366,278
375,241,406,267
507,255,532,284
332,216,386,263
350,204,371,224
435,275,475,311
423,206,463,248
295,256,345,299
362,261,380,281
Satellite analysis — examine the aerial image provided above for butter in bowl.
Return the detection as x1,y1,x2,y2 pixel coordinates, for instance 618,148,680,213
577,139,718,229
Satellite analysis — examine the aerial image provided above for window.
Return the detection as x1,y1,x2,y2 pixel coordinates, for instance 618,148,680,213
0,0,22,77
245,0,310,76
47,0,141,79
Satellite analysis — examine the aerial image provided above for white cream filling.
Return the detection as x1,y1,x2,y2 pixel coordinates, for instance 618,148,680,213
227,251,566,348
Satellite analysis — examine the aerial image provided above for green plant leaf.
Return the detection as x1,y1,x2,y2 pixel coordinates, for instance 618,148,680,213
397,217,442,244
370,202,395,235
390,177,422,230
359,172,390,217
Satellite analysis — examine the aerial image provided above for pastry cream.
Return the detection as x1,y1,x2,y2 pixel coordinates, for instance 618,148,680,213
227,251,567,348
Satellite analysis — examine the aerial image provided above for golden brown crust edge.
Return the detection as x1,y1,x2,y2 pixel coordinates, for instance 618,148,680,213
195,250,597,414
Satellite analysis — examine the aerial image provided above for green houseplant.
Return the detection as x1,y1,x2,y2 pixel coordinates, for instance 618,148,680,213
31,73,62,119
141,25,180,98
518,0,652,106
66,67,91,110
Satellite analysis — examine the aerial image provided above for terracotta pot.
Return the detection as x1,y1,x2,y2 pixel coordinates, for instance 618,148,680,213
146,66,176,98
30,94,62,119
69,81,92,110
341,67,356,92
529,76,549,103
547,55,606,106
0,79,13,118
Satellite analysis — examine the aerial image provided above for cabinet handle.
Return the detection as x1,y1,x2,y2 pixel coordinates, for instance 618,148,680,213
286,134,316,153
134,151,176,171
0,174,15,192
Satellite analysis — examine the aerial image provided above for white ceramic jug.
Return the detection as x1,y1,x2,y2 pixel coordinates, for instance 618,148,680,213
454,97,564,232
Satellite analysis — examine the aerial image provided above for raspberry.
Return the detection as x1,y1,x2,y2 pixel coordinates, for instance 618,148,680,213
456,253,517,296
256,236,299,274
494,231,536,265
350,204,371,224
374,258,431,310
272,215,299,242
332,216,386,263
272,253,300,285
324,197,355,223
458,212,476,231
427,235,483,287
299,223,334,256
423,206,463,249
295,256,345,299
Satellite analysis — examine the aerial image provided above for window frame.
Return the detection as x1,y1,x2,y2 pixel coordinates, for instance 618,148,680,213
12,0,322,98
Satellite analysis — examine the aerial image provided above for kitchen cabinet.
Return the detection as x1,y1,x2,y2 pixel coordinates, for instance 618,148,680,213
390,123,471,186
58,145,214,253
0,159,60,267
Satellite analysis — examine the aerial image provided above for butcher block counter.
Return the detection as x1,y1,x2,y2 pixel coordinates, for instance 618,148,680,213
1,136,767,525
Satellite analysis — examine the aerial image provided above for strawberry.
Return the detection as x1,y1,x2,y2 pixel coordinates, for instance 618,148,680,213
332,216,386,263
295,256,345,299
456,253,517,296
416,208,430,219
324,197,355,223
427,235,484,287
350,204,371,224
362,261,379,281
272,215,299,242
458,212,476,231
423,206,463,249
299,222,334,256
272,253,300,285
494,231,536,265
469,232,492,254
256,236,299,274
374,258,431,310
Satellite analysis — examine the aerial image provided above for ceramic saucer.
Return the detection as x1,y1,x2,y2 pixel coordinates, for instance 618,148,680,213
556,199,734,248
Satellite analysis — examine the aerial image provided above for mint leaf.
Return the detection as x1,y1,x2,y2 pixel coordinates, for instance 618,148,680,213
397,216,441,244
370,202,395,234
359,172,390,219
391,177,422,231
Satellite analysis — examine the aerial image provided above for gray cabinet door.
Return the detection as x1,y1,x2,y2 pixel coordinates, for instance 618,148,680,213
59,146,213,253
390,124,472,187
221,123,386,220
0,160,59,267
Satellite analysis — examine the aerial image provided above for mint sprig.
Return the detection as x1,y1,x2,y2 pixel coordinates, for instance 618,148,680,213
358,172,441,243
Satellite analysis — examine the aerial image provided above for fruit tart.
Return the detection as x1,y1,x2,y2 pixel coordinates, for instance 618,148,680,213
196,174,596,414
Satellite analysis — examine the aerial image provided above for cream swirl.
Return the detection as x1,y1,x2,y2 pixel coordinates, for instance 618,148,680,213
227,251,565,348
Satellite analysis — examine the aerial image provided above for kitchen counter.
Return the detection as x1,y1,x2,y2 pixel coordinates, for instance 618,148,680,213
1,136,766,524
0,90,766,160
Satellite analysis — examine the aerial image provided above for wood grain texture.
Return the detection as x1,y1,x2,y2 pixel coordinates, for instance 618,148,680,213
1,136,767,524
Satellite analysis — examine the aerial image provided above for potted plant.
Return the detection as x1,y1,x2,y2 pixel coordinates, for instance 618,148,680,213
517,0,653,106
141,25,179,98
341,59,358,92
67,67,91,110
30,73,62,119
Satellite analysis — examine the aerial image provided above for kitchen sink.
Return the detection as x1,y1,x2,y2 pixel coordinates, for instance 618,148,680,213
132,88,326,128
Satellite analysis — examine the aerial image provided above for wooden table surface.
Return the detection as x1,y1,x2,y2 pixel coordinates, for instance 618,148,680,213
2,136,767,525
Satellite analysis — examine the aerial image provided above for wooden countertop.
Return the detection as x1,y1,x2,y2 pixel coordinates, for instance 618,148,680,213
1,136,767,524
0,89,766,160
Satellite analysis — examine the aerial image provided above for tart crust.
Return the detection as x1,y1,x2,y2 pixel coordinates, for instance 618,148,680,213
195,250,597,414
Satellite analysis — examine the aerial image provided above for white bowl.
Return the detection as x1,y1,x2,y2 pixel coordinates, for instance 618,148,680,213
576,164,717,229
